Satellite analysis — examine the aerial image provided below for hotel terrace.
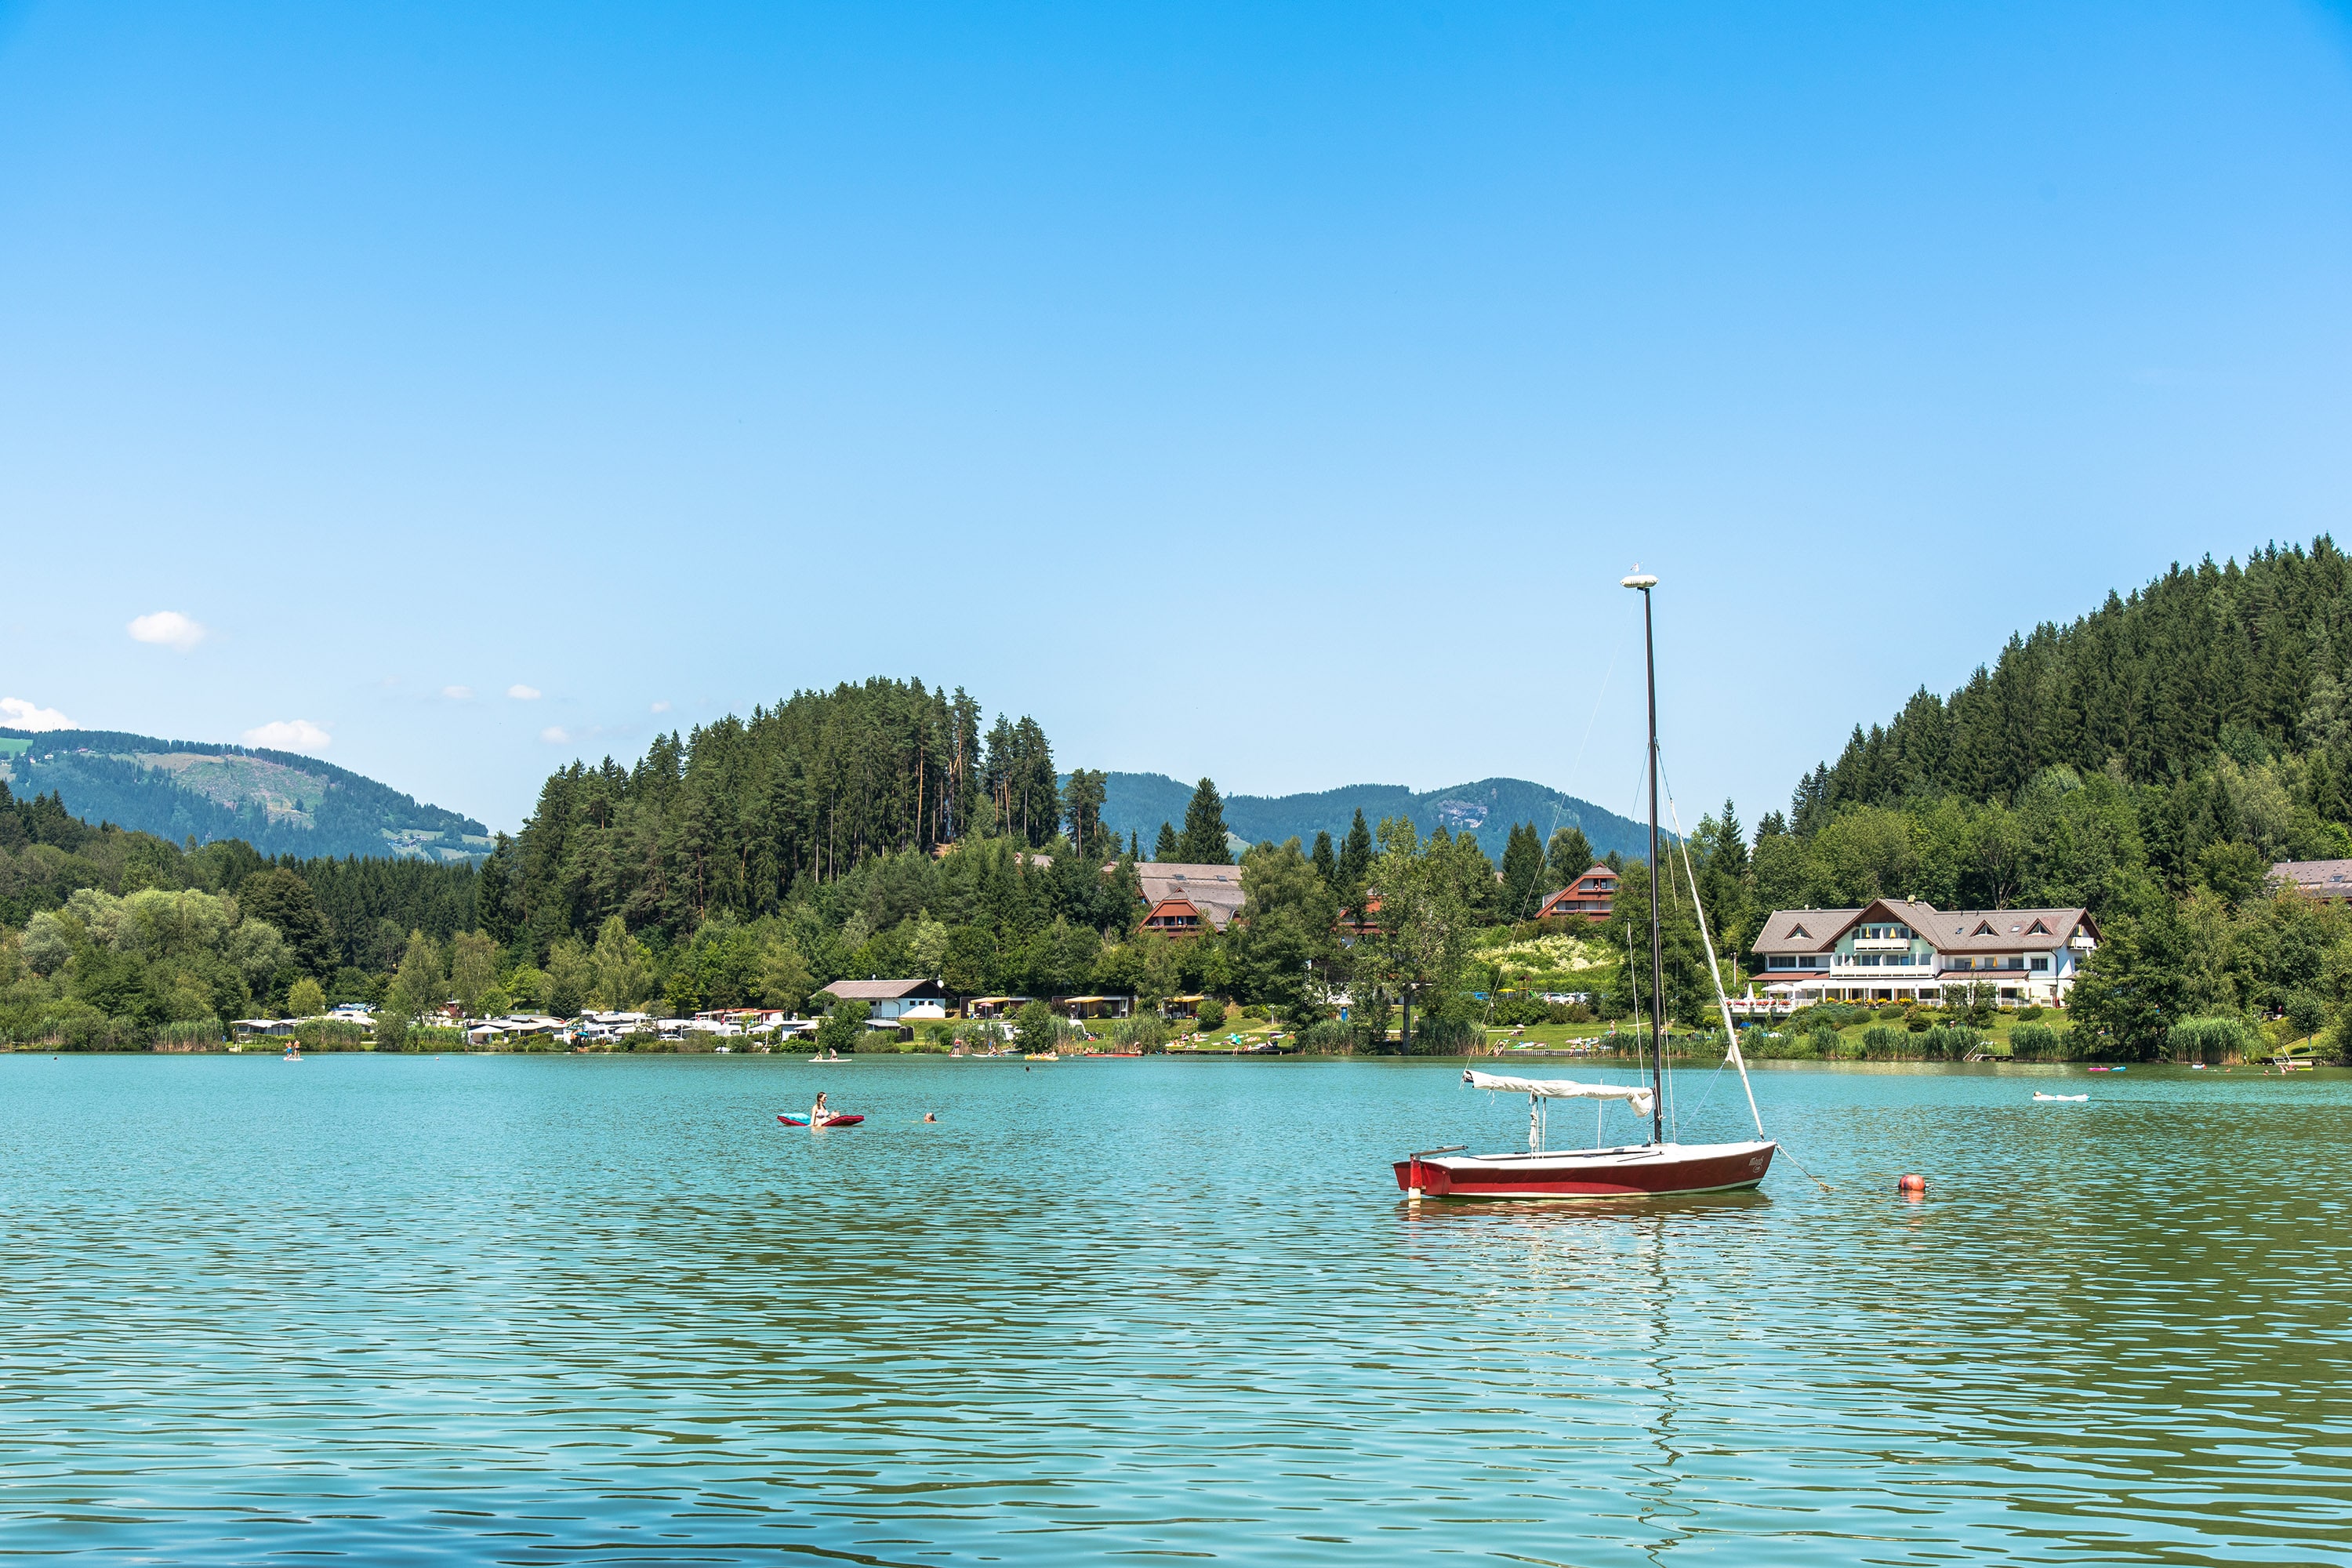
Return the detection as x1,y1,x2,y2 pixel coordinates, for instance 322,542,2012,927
1744,898,2100,1013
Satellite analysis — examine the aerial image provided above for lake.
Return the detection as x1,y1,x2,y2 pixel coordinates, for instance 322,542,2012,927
2,1051,2349,1564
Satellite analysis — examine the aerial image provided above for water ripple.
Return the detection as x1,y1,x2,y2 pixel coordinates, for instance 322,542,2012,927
1,1054,2348,1563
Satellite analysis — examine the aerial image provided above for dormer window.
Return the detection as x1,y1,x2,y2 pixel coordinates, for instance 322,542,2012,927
2027,920,2051,935
1973,921,1996,937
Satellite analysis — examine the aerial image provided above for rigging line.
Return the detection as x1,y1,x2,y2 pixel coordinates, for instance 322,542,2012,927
1657,753,1764,1139
1658,755,1832,1193
1566,636,1622,813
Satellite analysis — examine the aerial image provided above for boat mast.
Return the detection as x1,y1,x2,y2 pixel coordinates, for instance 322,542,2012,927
1623,569,1665,1146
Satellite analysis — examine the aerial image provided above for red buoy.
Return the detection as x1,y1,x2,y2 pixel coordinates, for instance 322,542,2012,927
1897,1173,1926,1194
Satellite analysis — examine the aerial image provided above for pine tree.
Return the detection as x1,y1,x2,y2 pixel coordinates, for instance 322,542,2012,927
1311,829,1336,885
1542,826,1595,891
1337,808,1374,889
1499,822,1544,920
1152,821,1179,860
1176,778,1231,864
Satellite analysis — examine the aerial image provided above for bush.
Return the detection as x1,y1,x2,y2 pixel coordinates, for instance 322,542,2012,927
376,1012,415,1052
1409,1015,1486,1054
2015,1003,2046,1022
292,1018,369,1051
2008,1021,2074,1060
2285,991,2326,1040
1297,1018,1363,1053
1860,1025,1907,1058
1014,1000,1058,1054
1240,1004,1267,1021
815,999,869,1055
1788,1001,1871,1033
1196,1000,1228,1034
1110,1014,1173,1052
2165,1015,2259,1065
1917,1024,1980,1059
1904,1004,1931,1033
1806,1024,1844,1058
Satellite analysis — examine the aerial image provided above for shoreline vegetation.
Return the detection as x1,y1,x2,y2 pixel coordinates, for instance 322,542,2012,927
10,543,2352,1069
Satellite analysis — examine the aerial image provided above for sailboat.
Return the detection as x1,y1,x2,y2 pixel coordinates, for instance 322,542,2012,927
1392,571,1780,1201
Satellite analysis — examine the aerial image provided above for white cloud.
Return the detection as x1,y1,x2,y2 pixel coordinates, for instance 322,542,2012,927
442,684,473,701
651,700,671,713
507,684,541,700
128,610,208,652
539,725,570,744
243,719,332,753
0,696,73,731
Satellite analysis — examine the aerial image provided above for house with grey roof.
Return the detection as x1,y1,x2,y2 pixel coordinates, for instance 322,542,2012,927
1748,898,2100,1009
816,978,949,1022
1132,862,1248,932
2270,858,2352,900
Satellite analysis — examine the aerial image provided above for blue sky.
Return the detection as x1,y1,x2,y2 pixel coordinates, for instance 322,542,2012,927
2,3,2348,837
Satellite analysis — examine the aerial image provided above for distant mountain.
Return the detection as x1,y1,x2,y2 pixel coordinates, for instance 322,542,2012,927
0,729,492,863
1095,773,1656,862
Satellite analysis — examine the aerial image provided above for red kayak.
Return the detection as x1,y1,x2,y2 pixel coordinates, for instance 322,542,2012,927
778,1113,865,1127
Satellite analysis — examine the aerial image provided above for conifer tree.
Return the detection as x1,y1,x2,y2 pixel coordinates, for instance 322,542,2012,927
1311,829,1336,886
1176,778,1231,864
1336,809,1374,889
1152,821,1180,860
1543,826,1595,891
1499,822,1544,920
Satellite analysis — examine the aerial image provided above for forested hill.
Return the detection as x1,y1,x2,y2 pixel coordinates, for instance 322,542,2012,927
1794,540,2352,825
1667,539,2352,1052
1094,773,1652,861
0,729,490,862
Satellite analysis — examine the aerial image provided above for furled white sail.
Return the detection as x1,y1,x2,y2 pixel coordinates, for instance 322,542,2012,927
1462,1069,1655,1116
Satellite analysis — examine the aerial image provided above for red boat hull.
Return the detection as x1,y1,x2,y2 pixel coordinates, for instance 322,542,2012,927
1393,1139,1776,1200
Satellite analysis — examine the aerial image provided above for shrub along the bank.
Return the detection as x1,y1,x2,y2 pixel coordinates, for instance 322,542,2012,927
1860,1024,1906,1058
292,1018,369,1051
1294,1018,1364,1053
2165,1015,2261,1064
1917,1024,1980,1058
1406,1015,1486,1054
1109,1015,1172,1052
2008,1021,2078,1060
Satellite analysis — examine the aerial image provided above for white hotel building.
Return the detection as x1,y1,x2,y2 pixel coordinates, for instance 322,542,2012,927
1748,898,2100,1009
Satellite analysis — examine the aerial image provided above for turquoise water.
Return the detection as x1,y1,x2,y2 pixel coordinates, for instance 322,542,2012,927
3,1052,2350,1565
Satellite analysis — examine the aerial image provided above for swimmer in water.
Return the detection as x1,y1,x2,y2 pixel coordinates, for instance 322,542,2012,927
809,1091,830,1127
924,1112,938,1122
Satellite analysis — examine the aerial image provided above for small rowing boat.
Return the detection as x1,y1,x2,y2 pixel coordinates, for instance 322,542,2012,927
2031,1092,2087,1102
